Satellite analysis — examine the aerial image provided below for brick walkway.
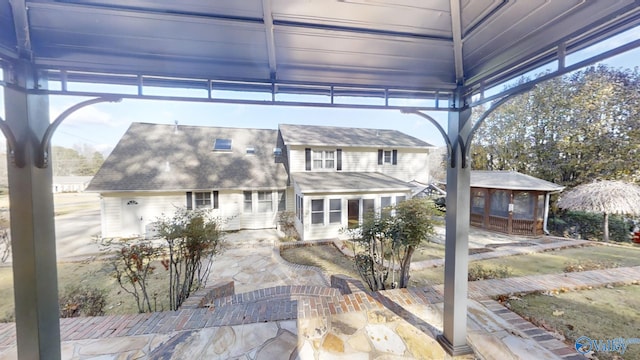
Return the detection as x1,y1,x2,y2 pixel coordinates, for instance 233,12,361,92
412,238,592,270
433,265,640,299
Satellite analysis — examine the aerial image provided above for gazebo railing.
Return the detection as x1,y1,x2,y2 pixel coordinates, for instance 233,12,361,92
488,215,509,233
512,218,536,235
470,213,484,227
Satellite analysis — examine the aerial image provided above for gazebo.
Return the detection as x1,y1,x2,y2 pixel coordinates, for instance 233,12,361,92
1,1,640,358
469,171,564,236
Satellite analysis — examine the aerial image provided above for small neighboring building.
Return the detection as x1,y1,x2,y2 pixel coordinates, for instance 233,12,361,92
88,122,434,240
52,176,93,193
469,171,564,236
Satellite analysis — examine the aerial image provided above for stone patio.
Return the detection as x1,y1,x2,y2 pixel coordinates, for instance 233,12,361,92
2,228,635,359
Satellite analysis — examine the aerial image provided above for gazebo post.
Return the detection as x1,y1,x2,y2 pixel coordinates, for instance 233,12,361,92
437,95,474,355
3,62,61,359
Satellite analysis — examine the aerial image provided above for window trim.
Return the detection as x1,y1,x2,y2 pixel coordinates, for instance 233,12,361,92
311,199,325,225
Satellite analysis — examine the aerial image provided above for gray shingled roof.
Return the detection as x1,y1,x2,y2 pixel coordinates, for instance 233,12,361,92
292,172,412,194
87,123,288,192
279,124,432,148
471,171,564,192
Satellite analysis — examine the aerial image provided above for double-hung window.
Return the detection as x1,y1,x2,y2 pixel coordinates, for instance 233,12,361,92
258,191,273,212
194,191,219,209
243,191,252,213
311,199,324,224
384,150,392,164
329,199,341,224
312,150,336,169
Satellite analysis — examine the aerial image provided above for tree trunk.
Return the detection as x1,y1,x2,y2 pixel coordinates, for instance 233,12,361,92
399,245,415,288
603,212,609,242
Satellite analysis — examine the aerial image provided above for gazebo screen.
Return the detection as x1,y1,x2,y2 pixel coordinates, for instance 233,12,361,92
471,188,545,236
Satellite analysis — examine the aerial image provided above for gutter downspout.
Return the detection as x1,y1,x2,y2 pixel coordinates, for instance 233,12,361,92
543,190,563,235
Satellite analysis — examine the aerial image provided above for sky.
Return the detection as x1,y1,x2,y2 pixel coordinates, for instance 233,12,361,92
0,26,639,156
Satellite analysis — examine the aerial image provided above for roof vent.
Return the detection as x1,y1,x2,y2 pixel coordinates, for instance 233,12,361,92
273,147,282,156
246,147,256,155
213,138,232,151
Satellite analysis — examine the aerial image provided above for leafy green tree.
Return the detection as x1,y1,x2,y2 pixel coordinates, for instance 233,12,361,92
471,65,640,186
389,198,436,288
347,198,436,290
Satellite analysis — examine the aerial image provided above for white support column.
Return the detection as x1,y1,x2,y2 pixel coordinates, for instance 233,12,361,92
437,102,474,355
4,63,61,359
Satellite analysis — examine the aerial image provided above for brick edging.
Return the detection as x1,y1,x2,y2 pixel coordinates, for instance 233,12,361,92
273,242,331,286
479,299,587,359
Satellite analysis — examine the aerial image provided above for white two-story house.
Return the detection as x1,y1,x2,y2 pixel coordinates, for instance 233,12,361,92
278,124,432,240
88,122,433,240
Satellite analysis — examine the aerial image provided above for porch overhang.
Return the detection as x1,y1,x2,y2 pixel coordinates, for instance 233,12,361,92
292,172,411,195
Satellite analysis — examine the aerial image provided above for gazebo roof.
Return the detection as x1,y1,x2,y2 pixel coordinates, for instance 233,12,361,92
471,171,564,192
1,1,639,105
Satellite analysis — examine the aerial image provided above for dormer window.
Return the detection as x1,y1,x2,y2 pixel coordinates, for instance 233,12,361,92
246,147,256,155
213,139,232,151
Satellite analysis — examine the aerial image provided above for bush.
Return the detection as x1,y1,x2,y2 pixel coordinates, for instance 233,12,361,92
278,211,299,240
548,211,632,242
468,264,512,281
59,285,107,318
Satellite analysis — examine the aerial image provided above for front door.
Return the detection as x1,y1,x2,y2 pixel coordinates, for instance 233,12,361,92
122,199,143,236
348,199,360,229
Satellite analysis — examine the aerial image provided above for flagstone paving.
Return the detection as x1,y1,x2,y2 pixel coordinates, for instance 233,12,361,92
0,230,636,359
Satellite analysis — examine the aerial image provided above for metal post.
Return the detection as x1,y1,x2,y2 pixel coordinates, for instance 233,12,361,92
437,99,474,356
4,63,61,359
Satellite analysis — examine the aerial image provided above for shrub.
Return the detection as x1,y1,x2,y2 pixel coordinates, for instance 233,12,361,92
59,285,107,318
468,264,512,281
548,211,632,242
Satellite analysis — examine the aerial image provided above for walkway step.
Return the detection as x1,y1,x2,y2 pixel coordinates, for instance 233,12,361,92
211,285,342,308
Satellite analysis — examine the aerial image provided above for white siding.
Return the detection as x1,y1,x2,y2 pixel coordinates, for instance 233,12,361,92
101,195,121,237
99,189,288,238
288,146,430,183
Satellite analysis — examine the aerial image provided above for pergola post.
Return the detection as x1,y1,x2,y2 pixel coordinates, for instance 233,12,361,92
437,97,474,355
4,62,61,359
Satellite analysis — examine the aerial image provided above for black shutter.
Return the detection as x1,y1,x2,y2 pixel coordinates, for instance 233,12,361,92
378,149,383,165
305,148,311,171
213,191,219,209
186,192,193,210
392,149,398,165
336,149,342,171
